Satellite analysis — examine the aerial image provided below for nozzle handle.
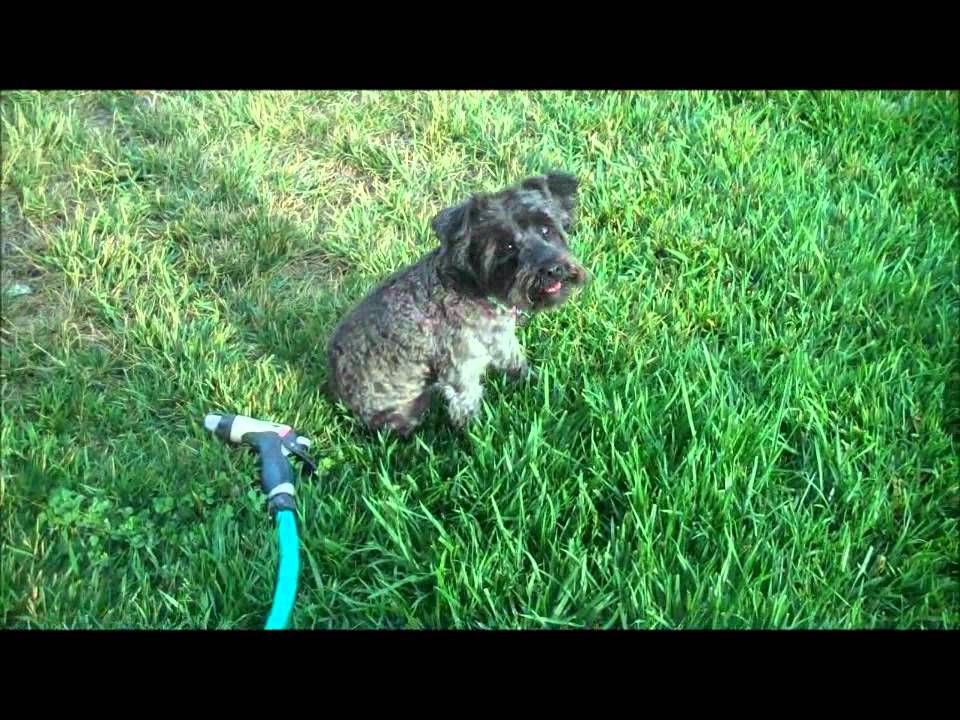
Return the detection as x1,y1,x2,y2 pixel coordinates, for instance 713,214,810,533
244,431,297,516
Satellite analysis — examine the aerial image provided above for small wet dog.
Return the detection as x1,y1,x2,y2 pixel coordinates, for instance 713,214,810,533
327,172,588,436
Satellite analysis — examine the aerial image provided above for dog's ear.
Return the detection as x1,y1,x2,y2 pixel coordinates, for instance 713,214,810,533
546,172,578,200
524,172,579,230
522,172,578,198
431,196,478,246
432,196,486,296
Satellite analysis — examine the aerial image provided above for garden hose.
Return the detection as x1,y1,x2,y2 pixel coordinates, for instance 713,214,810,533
203,412,317,630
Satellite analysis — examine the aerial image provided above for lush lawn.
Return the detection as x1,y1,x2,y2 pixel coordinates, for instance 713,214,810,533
1,90,957,629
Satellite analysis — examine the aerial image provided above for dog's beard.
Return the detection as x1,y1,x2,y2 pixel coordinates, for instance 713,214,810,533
483,258,538,311
494,267,578,311
524,272,575,310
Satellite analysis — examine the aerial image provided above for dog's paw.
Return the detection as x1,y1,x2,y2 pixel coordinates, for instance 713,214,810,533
507,364,538,385
448,410,479,432
368,411,419,439
445,398,481,430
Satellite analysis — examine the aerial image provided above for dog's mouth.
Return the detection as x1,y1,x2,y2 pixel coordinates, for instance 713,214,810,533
528,276,579,305
507,263,587,310
528,282,558,304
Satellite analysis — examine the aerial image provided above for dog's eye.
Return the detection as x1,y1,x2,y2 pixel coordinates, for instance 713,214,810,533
540,225,551,237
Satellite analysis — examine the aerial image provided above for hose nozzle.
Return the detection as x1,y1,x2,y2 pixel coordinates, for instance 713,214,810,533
204,413,317,516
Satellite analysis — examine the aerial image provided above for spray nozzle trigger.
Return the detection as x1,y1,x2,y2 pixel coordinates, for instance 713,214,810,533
279,432,317,477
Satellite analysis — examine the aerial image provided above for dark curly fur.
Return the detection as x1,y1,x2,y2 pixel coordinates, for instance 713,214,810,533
327,172,588,436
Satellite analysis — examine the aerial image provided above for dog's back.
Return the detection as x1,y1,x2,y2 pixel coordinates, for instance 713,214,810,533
326,252,444,434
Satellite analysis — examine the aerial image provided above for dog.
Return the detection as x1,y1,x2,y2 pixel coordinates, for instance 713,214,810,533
327,172,588,437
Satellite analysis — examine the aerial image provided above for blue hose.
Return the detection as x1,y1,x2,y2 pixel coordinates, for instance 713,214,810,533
264,509,300,630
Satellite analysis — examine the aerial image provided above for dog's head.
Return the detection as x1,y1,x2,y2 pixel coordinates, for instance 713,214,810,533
432,172,588,312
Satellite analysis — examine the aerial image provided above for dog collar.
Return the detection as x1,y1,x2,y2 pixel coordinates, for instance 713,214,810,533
484,297,525,322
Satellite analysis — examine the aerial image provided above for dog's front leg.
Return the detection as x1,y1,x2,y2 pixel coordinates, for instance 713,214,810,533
440,362,487,429
439,340,489,429
489,329,535,383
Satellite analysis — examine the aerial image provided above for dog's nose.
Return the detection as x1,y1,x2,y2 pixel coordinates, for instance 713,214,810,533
544,263,569,280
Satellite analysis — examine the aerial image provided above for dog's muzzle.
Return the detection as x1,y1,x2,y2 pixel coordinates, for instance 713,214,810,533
538,260,586,294
527,259,588,305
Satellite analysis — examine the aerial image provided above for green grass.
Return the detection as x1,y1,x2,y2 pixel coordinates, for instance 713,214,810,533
1,90,957,629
